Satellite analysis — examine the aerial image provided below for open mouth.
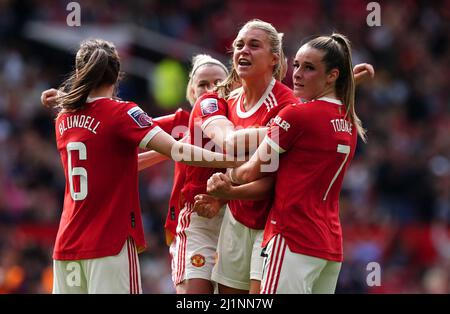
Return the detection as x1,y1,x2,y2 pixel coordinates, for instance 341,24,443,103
238,58,252,66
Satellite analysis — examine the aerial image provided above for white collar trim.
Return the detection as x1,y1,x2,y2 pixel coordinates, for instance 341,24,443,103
316,97,343,105
237,78,276,118
86,96,109,103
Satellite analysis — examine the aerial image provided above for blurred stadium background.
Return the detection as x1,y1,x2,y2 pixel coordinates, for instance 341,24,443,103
0,0,449,293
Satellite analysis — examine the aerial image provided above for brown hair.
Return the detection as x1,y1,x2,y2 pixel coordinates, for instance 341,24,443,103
57,39,121,113
307,33,367,142
216,19,286,99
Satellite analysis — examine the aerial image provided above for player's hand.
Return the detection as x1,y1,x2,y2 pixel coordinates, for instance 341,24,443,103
353,63,375,85
193,194,222,218
40,88,60,107
207,172,232,198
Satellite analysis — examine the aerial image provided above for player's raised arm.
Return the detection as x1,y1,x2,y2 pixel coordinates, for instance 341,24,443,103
353,63,375,85
40,88,63,107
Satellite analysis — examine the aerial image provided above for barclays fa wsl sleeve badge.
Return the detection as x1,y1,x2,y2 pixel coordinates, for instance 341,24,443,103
127,106,153,128
200,98,219,116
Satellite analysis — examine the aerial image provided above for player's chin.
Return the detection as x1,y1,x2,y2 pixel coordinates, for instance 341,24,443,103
236,67,253,78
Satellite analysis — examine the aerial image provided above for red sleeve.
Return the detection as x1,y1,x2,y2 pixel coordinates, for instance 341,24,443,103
191,92,228,129
114,101,162,149
266,104,303,153
153,108,190,139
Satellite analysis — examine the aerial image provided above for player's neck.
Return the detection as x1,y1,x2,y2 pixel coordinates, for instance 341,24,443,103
89,85,115,99
241,74,273,110
315,87,338,101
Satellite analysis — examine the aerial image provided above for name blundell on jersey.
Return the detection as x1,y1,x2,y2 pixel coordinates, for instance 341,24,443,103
58,115,101,136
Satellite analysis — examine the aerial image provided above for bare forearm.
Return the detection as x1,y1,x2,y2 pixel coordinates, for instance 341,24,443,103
138,151,169,171
147,130,238,168
232,161,263,184
226,128,267,156
221,178,273,200
173,142,237,168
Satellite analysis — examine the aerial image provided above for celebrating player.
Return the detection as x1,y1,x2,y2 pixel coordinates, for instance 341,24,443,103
228,33,366,293
195,21,374,293
50,39,237,294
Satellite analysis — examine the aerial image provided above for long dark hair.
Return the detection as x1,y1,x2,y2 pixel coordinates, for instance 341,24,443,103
307,33,367,142
57,39,121,113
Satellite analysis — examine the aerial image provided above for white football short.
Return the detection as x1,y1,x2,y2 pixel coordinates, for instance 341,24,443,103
211,205,264,291
260,234,342,294
53,237,142,294
171,203,225,285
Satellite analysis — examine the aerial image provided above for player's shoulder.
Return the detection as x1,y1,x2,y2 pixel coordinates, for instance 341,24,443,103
105,98,154,128
306,98,345,115
273,81,298,103
197,91,222,101
96,97,133,105
276,102,310,124
96,97,141,113
193,92,227,117
174,107,191,119
174,107,190,114
173,107,191,127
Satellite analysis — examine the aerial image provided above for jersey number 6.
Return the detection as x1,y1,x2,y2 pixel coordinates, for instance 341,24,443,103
67,142,88,201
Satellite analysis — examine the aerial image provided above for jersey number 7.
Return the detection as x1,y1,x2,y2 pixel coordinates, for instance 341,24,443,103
323,144,350,201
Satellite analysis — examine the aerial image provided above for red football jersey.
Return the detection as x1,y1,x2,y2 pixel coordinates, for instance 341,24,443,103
227,79,298,229
153,108,190,140
54,97,162,260
153,108,190,245
264,97,358,262
181,92,228,204
164,161,187,245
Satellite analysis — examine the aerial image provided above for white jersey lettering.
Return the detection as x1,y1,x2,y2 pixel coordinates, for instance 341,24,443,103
274,115,290,132
59,115,101,136
330,119,352,135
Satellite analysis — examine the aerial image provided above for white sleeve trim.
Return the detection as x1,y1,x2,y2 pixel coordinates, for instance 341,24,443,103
139,126,162,149
153,113,175,121
201,115,228,131
264,135,286,154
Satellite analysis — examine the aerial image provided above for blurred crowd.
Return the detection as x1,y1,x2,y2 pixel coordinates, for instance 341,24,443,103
0,0,449,293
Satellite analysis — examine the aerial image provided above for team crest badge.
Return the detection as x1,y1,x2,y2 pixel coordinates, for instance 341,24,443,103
127,107,153,128
191,254,206,267
200,98,219,116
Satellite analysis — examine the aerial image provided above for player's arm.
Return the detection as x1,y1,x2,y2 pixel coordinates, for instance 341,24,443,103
146,129,239,168
224,127,268,157
193,173,274,218
353,63,375,86
40,88,63,107
202,117,234,152
202,119,267,156
193,194,227,218
138,151,169,171
138,135,189,171
207,172,274,200
229,139,278,184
